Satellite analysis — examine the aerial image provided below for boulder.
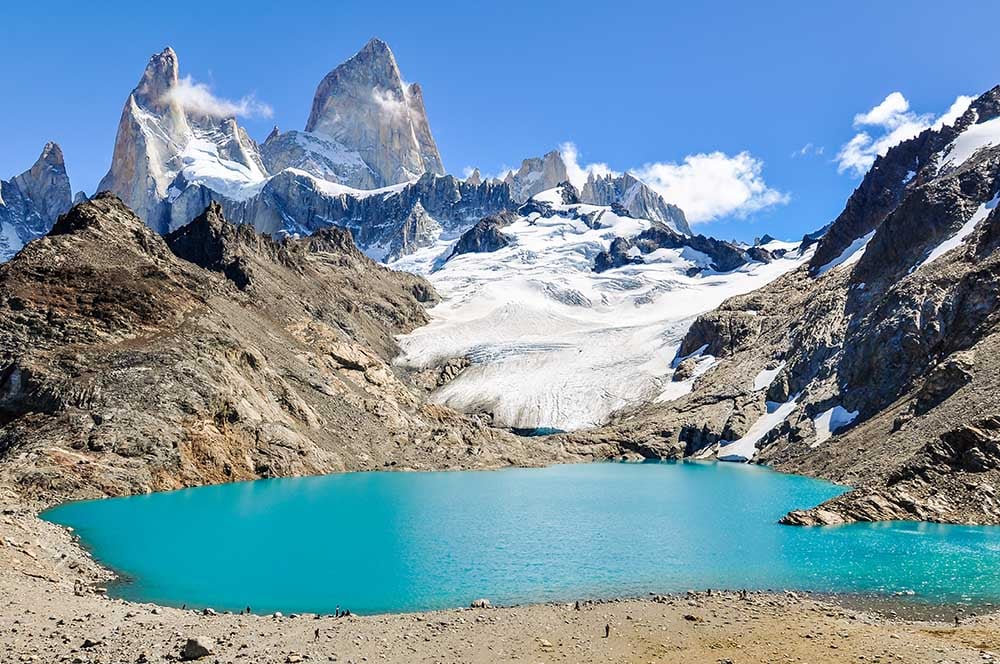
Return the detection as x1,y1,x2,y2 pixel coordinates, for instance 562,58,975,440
180,637,214,660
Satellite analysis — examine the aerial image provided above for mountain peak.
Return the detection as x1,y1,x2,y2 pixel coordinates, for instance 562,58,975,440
134,46,179,109
359,37,394,60
12,141,72,227
304,39,444,187
34,141,65,168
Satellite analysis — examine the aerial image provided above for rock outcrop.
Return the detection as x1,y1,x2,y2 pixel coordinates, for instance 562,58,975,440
581,173,691,235
0,142,72,262
448,210,518,258
593,224,764,273
0,194,600,504
504,151,569,202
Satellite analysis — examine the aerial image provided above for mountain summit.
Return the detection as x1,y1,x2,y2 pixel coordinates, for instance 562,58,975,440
98,47,266,233
0,142,72,261
304,38,445,186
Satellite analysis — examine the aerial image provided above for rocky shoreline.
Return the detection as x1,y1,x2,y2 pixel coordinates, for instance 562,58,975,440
3,502,999,664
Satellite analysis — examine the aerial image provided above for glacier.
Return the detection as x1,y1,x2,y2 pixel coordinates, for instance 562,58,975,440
393,188,812,430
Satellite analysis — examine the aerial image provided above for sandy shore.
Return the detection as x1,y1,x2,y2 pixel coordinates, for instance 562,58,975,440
2,507,998,664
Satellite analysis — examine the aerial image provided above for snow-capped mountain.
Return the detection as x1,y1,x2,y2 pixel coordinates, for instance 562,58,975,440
582,172,691,234
393,183,807,430
90,41,517,254
0,142,72,262
499,150,691,233
98,47,266,234
30,39,691,269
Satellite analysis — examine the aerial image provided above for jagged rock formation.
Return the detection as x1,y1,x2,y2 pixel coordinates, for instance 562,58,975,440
0,194,604,503
383,201,441,261
581,172,691,235
0,143,72,262
448,210,518,258
302,38,444,186
222,170,515,255
593,224,768,273
504,151,569,202
565,83,1000,526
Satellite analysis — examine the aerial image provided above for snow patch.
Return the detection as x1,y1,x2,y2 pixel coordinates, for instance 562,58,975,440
812,405,859,447
815,230,875,276
752,362,785,392
916,193,999,269
716,394,800,462
938,116,1000,173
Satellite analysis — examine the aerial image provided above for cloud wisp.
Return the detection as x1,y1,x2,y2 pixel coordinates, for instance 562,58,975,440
835,92,973,176
164,76,273,120
558,143,788,225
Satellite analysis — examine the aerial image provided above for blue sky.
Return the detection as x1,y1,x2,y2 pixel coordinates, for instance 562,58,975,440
2,0,999,241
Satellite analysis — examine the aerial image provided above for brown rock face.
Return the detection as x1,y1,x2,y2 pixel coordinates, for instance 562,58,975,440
0,194,603,506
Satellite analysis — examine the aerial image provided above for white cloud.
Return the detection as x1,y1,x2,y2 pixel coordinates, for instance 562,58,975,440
835,92,973,177
854,91,910,126
559,142,614,189
934,95,975,130
164,75,273,120
631,152,790,224
372,87,408,120
793,143,824,158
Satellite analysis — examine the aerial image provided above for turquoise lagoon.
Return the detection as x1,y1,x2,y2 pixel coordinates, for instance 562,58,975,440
42,461,1000,614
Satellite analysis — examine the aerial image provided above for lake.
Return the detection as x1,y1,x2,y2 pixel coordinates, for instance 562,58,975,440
42,461,1000,615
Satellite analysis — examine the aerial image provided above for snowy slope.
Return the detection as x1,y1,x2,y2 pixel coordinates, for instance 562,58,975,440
394,190,812,430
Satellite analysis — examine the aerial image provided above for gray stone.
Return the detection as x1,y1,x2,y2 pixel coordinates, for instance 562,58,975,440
180,636,214,660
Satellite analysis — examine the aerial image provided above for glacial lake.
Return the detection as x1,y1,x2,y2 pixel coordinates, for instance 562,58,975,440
42,461,1000,615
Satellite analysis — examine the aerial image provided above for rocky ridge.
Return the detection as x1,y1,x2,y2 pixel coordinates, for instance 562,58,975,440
0,194,607,505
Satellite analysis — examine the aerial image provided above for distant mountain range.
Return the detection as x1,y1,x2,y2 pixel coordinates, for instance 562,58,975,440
0,38,690,263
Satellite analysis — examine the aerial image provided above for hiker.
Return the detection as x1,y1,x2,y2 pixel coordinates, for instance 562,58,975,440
246,606,251,615
604,623,610,638
314,628,320,642
334,605,340,618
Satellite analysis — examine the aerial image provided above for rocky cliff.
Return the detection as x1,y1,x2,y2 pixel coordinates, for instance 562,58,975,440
0,194,603,504
302,38,444,186
0,143,72,262
568,84,1000,526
